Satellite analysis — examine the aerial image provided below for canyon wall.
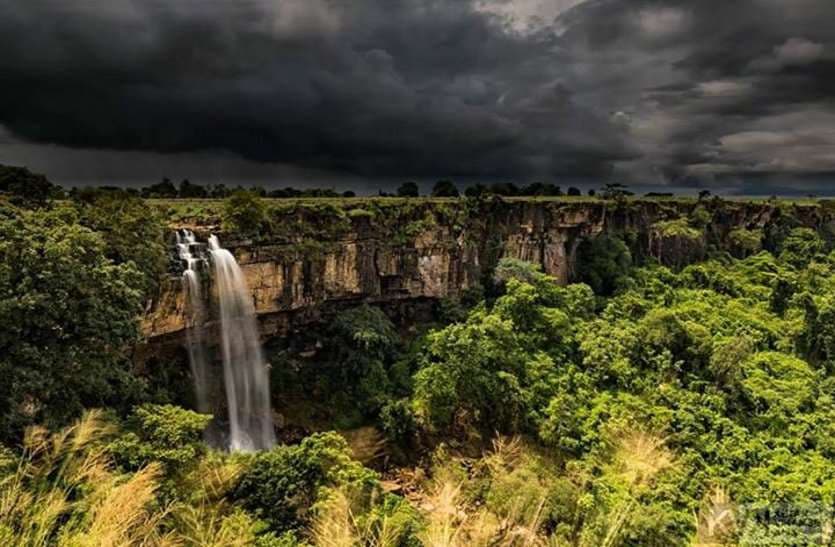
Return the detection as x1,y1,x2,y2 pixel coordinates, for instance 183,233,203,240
140,198,834,354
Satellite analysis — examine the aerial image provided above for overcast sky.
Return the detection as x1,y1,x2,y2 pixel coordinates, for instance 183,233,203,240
1,0,834,194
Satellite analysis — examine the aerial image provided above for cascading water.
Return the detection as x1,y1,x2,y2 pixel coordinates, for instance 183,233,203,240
176,230,210,414
208,235,275,452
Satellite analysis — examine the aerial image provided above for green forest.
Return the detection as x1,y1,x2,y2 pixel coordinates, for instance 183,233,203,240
4,180,835,546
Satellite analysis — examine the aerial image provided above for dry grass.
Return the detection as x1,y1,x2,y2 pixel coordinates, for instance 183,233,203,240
414,437,555,547
416,477,550,547
0,410,176,547
171,457,264,547
610,430,674,488
599,430,675,547
341,426,388,466
311,487,410,547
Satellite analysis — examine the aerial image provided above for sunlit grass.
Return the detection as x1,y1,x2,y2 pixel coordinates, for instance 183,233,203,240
0,410,175,547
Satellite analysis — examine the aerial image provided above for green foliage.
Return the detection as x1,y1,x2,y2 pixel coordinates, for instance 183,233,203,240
0,204,145,439
652,217,702,240
233,432,379,533
109,404,212,477
397,181,420,197
576,234,633,295
379,398,417,444
431,180,459,197
779,227,825,268
397,230,835,543
493,257,547,286
728,227,763,258
413,308,528,432
412,272,587,434
8,196,835,545
0,164,57,207
328,305,401,414
223,190,268,236
73,189,168,294
689,204,713,229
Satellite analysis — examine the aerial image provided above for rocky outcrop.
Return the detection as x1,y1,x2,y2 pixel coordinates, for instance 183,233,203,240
140,198,834,350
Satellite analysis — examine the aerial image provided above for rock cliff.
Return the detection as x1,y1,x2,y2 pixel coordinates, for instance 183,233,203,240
140,198,834,352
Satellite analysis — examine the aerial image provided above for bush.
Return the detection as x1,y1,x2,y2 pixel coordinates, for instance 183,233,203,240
233,432,378,533
728,228,763,258
779,227,824,268
223,190,267,236
431,180,459,197
328,305,401,414
397,182,420,197
109,404,212,477
379,399,417,443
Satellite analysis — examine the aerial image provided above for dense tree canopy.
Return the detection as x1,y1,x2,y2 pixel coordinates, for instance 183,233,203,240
0,203,147,438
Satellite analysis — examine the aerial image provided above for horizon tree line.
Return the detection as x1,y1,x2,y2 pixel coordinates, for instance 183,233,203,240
1,163,737,203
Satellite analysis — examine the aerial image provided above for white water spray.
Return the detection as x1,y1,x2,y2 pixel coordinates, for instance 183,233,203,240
176,229,210,413
208,235,275,452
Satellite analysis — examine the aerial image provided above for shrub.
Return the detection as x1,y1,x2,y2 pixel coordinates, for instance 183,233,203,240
728,228,763,258
109,404,212,477
233,432,379,533
431,180,459,197
223,190,267,236
779,227,825,268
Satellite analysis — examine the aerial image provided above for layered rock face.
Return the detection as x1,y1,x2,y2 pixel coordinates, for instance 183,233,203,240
141,198,833,348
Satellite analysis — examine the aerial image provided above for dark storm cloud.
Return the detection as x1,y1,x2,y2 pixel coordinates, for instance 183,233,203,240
555,0,835,192
0,0,634,182
1,0,834,192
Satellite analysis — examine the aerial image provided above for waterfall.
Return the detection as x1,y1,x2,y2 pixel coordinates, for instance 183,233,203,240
208,235,275,452
176,230,210,414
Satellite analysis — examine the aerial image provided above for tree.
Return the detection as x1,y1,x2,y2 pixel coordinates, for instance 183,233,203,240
141,177,178,198
567,187,581,196
412,309,528,432
465,183,487,198
73,189,168,294
431,180,459,197
178,179,207,198
397,182,419,197
779,227,825,268
0,164,57,207
576,235,633,295
109,404,212,478
489,182,519,196
600,183,633,200
521,182,562,196
327,305,400,413
222,190,267,236
209,183,232,198
698,189,712,201
0,204,146,439
728,228,763,258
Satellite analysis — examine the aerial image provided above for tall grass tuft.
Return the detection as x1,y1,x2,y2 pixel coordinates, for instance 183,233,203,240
311,487,411,547
599,430,675,547
0,410,174,547
171,456,263,547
